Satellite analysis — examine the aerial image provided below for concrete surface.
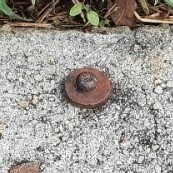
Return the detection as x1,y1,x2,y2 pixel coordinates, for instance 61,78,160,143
0,26,173,173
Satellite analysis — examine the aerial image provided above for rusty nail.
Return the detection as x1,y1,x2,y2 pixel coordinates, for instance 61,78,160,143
65,67,112,109
9,162,40,173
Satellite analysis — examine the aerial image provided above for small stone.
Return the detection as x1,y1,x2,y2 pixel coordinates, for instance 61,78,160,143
40,70,46,76
45,149,49,153
154,79,162,85
138,155,144,163
154,86,163,94
54,128,59,133
153,102,162,110
48,96,56,101
26,70,31,76
133,44,141,52
155,165,161,173
157,128,162,133
47,56,55,62
166,81,173,88
161,83,166,88
116,160,122,167
34,74,43,81
9,162,40,173
18,100,29,108
152,144,160,151
31,95,38,105
1,24,12,31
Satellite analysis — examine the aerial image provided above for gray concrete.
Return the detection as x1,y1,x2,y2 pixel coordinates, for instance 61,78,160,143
0,26,173,173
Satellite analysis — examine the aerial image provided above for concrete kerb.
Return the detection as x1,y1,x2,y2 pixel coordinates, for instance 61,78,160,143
0,26,173,173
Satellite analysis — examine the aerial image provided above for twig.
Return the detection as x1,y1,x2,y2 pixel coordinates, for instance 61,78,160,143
37,0,59,23
134,11,173,24
6,22,54,28
103,3,119,19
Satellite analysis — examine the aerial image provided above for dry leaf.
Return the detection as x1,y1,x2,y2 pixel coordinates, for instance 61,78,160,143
9,162,40,173
108,0,136,27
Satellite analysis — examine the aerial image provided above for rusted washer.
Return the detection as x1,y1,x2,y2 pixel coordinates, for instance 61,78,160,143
65,67,112,108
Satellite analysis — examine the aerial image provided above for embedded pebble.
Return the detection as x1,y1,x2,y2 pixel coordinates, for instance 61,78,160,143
133,44,141,52
1,24,12,32
31,95,39,105
18,100,29,108
153,102,162,110
34,74,43,81
154,86,163,94
138,155,144,163
155,165,162,173
26,70,32,76
161,83,166,88
166,81,173,88
154,79,162,85
152,144,160,151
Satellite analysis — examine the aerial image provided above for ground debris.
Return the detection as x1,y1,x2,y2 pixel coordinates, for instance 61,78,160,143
9,162,40,173
0,0,173,27
107,0,136,27
18,95,39,108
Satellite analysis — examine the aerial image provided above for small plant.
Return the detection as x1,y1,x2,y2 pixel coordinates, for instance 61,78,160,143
164,0,173,7
69,2,100,26
0,0,33,20
0,0,13,17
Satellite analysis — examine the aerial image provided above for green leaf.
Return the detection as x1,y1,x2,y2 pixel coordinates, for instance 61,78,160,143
164,0,173,7
0,0,13,17
31,0,36,6
11,13,33,21
70,3,83,17
0,0,33,21
87,10,99,26
99,19,109,27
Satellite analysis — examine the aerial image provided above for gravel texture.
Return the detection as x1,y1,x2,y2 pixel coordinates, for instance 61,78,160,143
0,26,173,173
